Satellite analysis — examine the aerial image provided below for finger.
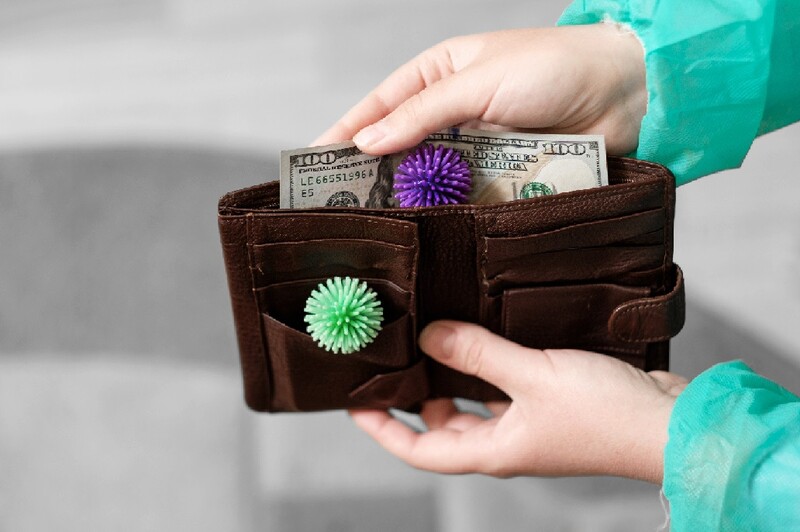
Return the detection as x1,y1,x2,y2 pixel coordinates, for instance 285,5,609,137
353,68,495,154
419,399,488,431
419,398,458,429
312,43,457,147
350,408,500,474
485,401,511,417
419,320,541,396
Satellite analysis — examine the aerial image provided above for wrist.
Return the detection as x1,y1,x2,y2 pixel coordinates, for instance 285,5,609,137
592,21,647,154
601,373,684,484
630,394,675,484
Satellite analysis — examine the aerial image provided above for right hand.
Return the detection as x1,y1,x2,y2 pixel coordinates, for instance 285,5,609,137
350,321,687,484
314,23,647,156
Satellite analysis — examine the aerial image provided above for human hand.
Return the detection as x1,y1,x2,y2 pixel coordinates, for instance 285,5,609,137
315,23,646,156
349,321,687,484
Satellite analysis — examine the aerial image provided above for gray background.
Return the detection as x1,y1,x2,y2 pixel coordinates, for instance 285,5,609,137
1,1,799,531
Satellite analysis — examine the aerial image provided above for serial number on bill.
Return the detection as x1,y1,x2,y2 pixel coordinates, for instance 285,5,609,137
299,169,375,187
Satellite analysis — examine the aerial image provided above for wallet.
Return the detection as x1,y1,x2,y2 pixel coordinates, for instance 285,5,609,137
218,156,685,412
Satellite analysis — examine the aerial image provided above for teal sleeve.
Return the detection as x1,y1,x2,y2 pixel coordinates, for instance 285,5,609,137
558,0,800,185
663,361,800,531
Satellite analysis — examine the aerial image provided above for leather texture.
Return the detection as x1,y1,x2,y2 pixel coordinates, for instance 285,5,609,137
218,157,685,412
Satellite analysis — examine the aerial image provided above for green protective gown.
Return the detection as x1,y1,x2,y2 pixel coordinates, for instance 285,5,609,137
559,2,800,528
558,0,800,186
663,361,800,530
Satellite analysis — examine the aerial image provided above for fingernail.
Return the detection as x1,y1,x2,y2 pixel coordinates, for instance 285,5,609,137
419,322,457,359
353,123,387,148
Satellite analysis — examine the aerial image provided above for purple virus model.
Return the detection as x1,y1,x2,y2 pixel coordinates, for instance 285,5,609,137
393,144,472,207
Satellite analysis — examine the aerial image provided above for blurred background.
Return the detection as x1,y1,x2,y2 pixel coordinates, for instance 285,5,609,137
1,1,798,530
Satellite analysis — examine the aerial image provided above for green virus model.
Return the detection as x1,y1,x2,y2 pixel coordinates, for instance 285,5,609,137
304,276,384,354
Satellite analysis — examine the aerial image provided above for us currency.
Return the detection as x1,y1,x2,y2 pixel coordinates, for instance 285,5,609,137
280,128,607,209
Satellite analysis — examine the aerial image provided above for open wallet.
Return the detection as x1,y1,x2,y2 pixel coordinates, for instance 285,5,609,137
218,156,685,412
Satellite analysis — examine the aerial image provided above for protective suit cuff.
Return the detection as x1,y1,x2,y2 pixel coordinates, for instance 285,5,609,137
662,360,800,529
557,1,775,185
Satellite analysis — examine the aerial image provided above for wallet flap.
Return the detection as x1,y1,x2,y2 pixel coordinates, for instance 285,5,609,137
608,265,685,343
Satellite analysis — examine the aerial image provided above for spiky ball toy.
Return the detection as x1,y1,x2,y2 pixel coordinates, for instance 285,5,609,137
393,144,472,207
304,277,383,354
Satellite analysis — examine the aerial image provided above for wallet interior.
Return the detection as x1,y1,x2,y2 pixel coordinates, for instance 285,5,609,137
219,156,685,412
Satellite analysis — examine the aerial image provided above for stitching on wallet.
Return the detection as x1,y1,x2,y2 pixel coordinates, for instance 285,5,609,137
249,214,416,244
243,214,274,407
220,217,246,228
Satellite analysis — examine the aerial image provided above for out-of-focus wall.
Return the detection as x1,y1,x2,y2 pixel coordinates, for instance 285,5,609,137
1,1,799,531
0,0,564,152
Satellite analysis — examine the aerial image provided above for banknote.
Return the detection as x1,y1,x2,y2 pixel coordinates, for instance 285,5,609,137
280,128,607,209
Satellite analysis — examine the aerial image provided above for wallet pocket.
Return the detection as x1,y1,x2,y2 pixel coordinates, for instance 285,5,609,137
477,206,668,363
256,278,423,410
499,283,650,363
250,238,416,290
247,212,418,292
481,208,666,292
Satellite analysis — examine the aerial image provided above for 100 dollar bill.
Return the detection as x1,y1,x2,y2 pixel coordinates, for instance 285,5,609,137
280,128,607,209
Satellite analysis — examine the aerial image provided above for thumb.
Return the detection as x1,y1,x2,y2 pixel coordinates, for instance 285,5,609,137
418,320,538,395
353,69,491,154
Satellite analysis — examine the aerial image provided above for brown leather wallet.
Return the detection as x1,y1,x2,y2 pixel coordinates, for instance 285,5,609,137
218,156,685,412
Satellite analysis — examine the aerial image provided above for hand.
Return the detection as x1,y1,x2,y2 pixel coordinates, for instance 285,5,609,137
349,321,687,484
315,24,646,155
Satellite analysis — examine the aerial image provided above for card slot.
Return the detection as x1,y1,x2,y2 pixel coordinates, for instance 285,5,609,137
250,238,417,292
247,211,418,248
484,245,664,293
500,283,650,360
483,207,665,261
474,179,668,239
615,229,664,246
